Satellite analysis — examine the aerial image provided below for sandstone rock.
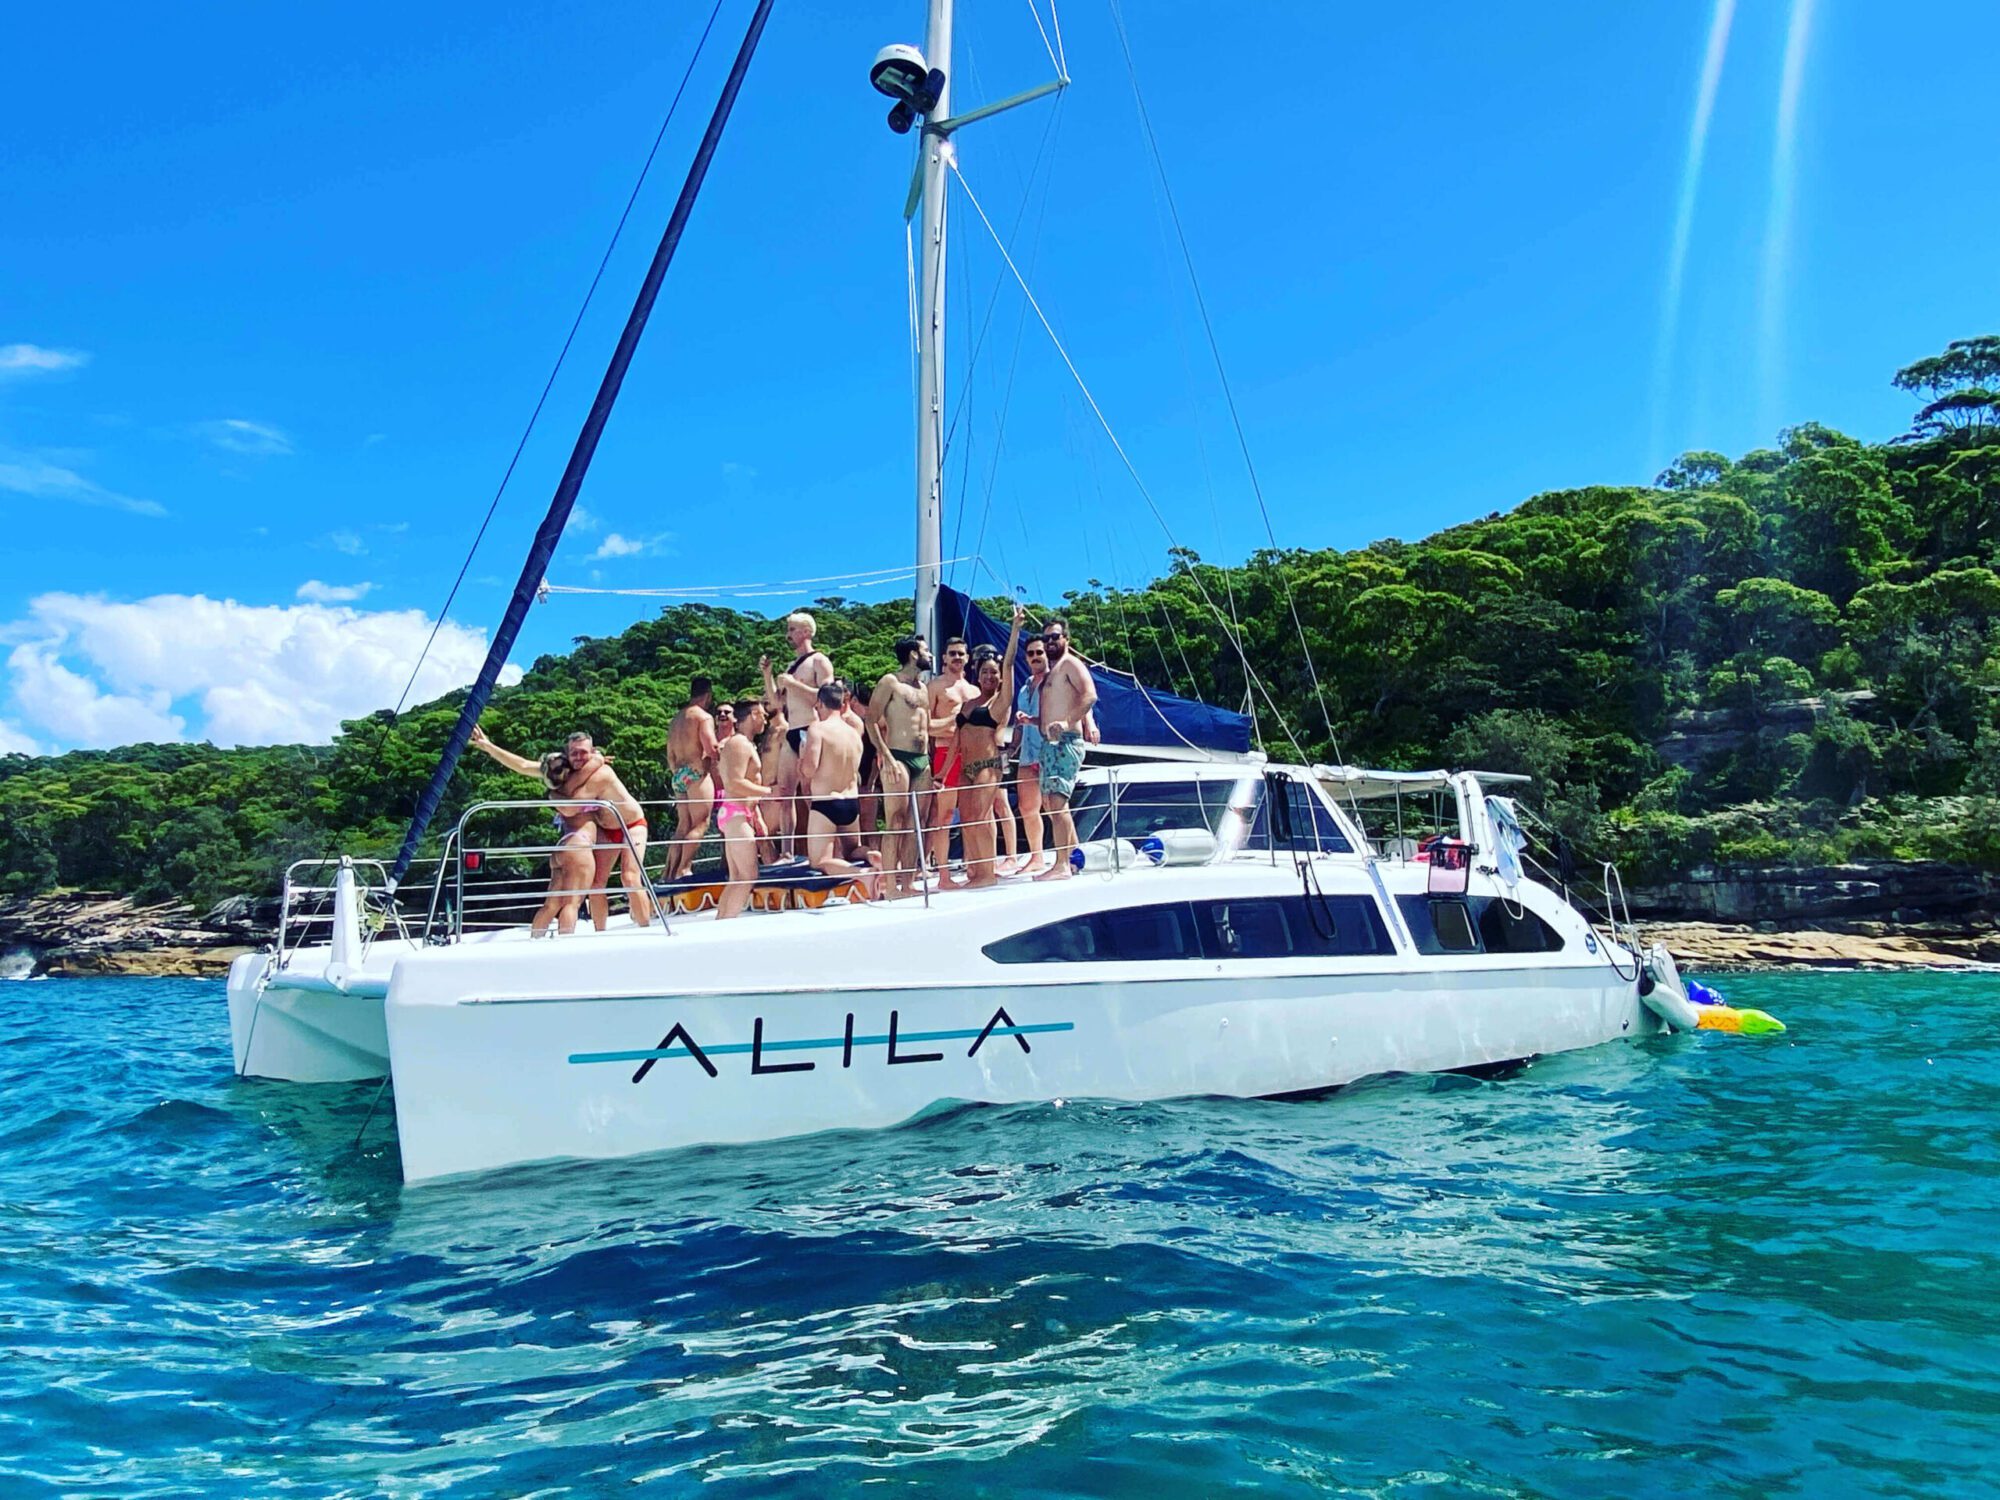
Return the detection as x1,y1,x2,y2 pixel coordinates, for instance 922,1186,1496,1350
0,891,275,979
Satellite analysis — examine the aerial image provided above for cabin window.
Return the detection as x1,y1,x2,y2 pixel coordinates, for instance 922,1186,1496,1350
1070,779,1237,845
1477,898,1565,954
1067,777,1354,855
1398,895,1567,956
1191,895,1391,959
981,895,1391,965
1248,779,1354,854
982,901,1199,964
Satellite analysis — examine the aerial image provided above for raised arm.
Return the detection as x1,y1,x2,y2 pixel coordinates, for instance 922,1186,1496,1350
995,606,1025,725
759,655,779,710
467,725,541,779
776,651,831,694
557,751,606,798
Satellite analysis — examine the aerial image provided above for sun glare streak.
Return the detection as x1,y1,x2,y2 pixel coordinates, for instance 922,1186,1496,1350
1757,0,1819,442
1650,0,1737,472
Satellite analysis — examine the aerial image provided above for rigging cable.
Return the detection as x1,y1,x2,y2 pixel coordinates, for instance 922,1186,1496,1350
962,97,1068,590
1105,0,1341,757
384,0,728,722
282,0,729,940
391,0,779,886
542,556,980,599
949,158,1313,765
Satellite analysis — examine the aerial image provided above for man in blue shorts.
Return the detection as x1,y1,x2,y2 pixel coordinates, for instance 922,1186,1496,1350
1034,619,1097,881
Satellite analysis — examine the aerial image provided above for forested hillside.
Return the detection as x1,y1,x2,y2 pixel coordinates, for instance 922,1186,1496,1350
4,337,1997,906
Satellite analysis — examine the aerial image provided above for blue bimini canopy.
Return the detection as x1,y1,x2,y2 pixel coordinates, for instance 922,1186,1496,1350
938,585,1254,754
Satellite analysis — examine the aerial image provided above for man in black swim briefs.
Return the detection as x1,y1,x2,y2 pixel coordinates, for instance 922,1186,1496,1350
865,633,934,899
761,610,833,858
799,682,878,897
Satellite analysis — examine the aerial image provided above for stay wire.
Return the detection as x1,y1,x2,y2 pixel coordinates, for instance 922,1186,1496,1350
1106,0,1339,757
296,0,726,932
385,0,728,724
940,94,1063,473
966,96,1067,591
949,158,1312,766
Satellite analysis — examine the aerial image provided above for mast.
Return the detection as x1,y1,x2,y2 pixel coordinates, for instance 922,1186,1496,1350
912,0,953,645
387,0,777,888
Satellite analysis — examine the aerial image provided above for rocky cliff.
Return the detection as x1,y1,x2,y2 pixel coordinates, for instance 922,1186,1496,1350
0,892,275,978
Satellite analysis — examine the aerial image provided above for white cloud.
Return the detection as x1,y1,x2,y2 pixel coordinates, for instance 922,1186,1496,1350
7,643,185,745
0,718,42,756
2,592,520,750
590,530,674,561
296,579,374,604
570,504,601,533
0,450,165,517
195,418,293,457
323,529,366,556
0,343,89,377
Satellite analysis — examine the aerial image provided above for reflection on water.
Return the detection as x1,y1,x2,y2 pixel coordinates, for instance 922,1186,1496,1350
2,973,1996,1497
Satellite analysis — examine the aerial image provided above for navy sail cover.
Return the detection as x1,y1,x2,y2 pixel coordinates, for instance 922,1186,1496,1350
938,585,1253,753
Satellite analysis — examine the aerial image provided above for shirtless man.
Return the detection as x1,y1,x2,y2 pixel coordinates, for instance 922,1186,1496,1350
1035,618,1098,881
798,682,879,897
761,611,833,856
834,679,878,859
923,636,979,873
468,726,654,926
664,676,721,879
714,699,772,920
865,634,933,898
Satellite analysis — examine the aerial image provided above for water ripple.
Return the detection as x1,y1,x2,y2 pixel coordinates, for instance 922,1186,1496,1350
1,972,1996,1497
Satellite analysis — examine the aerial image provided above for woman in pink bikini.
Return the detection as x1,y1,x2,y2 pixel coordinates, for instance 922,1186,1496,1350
714,699,772,920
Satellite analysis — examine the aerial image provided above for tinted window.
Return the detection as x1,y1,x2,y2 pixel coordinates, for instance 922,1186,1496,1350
983,895,1390,964
983,901,1199,964
1193,895,1391,959
1477,898,1565,953
1400,896,1481,954
1398,895,1567,955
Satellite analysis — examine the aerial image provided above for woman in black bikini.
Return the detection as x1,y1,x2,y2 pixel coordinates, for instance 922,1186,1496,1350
954,605,1025,888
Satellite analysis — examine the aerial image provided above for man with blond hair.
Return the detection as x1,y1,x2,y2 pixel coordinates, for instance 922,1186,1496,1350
761,610,833,856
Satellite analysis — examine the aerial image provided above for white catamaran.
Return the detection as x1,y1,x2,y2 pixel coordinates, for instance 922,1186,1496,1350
227,0,1704,1184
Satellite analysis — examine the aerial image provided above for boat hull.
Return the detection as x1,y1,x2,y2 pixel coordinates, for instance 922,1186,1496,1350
227,952,390,1083
386,960,1651,1182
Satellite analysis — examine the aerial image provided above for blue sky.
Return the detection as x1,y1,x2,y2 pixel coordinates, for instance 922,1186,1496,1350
2,0,1995,753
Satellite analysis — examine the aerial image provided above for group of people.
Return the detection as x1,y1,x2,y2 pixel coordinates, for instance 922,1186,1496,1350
472,606,1099,929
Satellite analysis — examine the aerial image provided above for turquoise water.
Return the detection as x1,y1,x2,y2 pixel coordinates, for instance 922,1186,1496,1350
2,973,1995,1497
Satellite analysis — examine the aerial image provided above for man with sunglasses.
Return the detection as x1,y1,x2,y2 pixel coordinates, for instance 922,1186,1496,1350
1034,619,1097,880
1008,635,1052,875
923,636,979,876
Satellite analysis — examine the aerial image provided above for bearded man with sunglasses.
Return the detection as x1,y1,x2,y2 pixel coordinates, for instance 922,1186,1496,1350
1033,618,1097,881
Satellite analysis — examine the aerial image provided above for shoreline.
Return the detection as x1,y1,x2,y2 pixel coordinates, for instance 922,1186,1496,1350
4,892,1996,978
1642,920,2000,972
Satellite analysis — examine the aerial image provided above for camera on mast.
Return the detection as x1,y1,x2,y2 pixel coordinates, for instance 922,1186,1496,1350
869,43,946,134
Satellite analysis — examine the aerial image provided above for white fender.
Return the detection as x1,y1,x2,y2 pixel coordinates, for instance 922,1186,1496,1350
1639,942,1701,1031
